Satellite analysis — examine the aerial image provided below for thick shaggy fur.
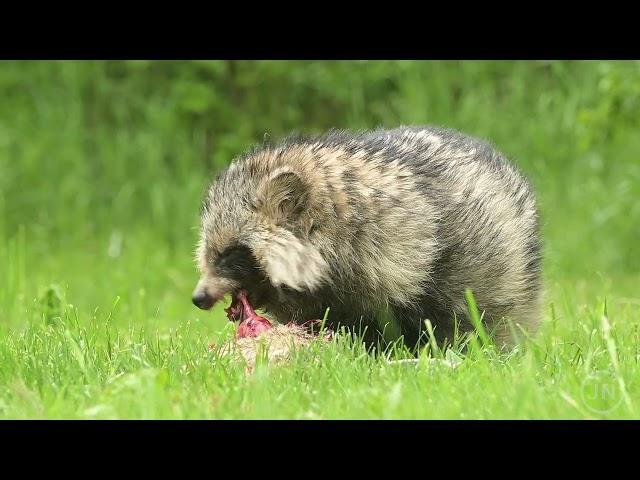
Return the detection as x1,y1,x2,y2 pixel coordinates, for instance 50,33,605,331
193,126,542,349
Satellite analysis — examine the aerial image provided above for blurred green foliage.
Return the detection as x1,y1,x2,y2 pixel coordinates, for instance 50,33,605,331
0,60,639,297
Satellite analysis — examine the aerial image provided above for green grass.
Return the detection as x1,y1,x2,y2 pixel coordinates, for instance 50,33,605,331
1,60,639,419
1,280,637,419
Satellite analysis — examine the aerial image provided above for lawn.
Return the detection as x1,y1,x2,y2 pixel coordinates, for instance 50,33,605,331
1,60,639,419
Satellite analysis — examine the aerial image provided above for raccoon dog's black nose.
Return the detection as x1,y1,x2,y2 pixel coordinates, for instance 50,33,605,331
192,290,215,310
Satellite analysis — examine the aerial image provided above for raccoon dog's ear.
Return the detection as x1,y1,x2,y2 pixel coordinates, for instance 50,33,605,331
256,168,309,222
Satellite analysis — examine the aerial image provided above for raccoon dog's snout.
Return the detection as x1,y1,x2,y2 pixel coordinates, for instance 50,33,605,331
191,276,239,311
192,288,215,310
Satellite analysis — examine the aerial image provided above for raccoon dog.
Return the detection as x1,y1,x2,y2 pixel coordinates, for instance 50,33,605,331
192,126,542,350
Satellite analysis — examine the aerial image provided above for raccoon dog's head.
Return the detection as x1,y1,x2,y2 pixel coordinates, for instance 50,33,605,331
192,156,330,314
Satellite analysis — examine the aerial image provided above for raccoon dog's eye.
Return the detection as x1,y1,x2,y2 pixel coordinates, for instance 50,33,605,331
215,244,259,279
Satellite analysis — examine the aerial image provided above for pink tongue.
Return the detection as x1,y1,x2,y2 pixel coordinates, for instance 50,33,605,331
229,290,272,339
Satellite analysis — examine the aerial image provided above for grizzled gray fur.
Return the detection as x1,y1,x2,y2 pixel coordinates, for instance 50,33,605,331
192,126,543,350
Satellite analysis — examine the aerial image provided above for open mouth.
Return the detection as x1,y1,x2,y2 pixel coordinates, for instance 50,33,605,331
220,289,334,344
224,289,272,339
224,292,244,322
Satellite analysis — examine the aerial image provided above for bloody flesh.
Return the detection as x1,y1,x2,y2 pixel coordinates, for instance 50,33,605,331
225,290,272,339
